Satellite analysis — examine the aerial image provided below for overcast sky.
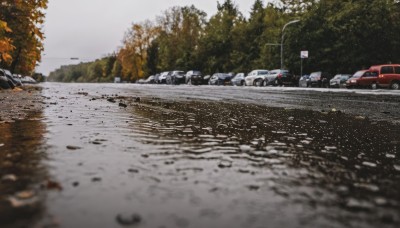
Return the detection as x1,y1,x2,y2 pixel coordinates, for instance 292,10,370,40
36,0,261,75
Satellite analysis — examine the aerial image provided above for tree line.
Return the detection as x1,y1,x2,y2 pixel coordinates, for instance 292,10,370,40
0,0,48,75
48,0,400,83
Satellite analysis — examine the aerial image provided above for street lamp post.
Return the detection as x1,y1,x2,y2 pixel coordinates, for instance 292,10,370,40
280,20,300,70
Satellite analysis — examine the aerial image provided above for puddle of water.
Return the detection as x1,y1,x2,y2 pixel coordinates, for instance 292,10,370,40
0,112,49,227
9,83,398,228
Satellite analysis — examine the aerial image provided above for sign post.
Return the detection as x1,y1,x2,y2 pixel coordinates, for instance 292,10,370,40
300,51,309,77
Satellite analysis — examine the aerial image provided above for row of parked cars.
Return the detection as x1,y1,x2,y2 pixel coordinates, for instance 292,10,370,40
0,68,38,89
137,64,400,90
298,64,400,90
138,69,300,87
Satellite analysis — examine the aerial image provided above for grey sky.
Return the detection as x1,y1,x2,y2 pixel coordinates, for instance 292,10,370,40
36,0,260,75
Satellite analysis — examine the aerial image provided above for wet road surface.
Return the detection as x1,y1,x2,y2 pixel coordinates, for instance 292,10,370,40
0,83,399,228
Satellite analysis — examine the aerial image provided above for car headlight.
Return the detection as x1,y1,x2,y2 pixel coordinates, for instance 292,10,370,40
351,80,356,83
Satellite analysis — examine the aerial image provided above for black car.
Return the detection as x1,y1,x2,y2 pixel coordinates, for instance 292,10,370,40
208,73,232,85
4,69,22,87
166,71,185,85
0,69,12,89
0,68,19,89
268,69,298,86
185,70,204,85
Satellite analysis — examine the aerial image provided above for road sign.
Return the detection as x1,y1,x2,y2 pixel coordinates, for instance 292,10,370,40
301,51,309,59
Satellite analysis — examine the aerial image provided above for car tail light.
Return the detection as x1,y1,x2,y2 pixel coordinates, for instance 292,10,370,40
278,74,282,78
379,74,384,78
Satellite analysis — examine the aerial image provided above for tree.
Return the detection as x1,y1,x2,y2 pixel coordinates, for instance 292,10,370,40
285,0,400,75
155,5,206,72
197,0,243,74
118,20,160,81
0,20,14,64
0,0,48,74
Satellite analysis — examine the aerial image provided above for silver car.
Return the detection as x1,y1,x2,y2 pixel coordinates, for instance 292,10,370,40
329,74,351,88
231,73,245,86
244,69,269,86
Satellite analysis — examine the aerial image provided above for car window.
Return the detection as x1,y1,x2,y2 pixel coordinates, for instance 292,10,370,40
381,66,394,74
353,71,365,78
394,67,400,74
364,71,378,77
259,71,268,75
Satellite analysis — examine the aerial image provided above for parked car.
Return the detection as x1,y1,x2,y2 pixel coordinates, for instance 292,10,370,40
203,75,211,84
329,74,351,88
145,75,156,84
185,71,204,85
20,76,37,84
0,68,18,88
267,69,298,86
369,64,400,90
230,73,245,86
166,70,185,85
0,69,12,89
298,74,310,87
309,71,332,88
208,73,232,85
346,70,379,89
5,70,22,87
158,71,171,84
244,69,269,86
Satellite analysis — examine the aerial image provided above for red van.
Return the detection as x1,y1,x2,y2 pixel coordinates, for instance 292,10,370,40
369,64,400,89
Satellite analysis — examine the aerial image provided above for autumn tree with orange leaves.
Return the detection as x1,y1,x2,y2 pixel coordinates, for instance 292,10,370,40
0,20,14,64
117,20,160,81
0,0,47,75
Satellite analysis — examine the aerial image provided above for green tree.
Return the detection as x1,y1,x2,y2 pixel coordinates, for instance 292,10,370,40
155,5,206,71
197,0,243,74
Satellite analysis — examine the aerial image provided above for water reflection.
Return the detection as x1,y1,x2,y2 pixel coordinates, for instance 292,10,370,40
0,112,49,227
131,99,400,227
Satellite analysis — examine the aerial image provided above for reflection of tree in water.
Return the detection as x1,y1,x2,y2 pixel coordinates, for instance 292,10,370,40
0,112,48,226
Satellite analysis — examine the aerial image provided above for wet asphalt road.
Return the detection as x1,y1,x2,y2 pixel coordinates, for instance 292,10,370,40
0,83,399,228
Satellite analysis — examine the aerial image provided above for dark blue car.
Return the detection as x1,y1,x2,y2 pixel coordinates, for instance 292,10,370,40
208,73,232,85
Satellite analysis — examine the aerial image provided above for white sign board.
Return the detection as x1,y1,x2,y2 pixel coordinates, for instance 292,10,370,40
301,51,309,59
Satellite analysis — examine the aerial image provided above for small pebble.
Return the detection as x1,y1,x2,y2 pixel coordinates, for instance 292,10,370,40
115,213,142,226
67,145,82,150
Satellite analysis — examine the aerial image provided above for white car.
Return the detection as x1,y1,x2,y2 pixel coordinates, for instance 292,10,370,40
158,71,171,84
244,69,269,86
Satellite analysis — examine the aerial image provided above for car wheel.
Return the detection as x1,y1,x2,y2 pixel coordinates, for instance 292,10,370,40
390,81,399,90
371,82,378,90
254,79,262,87
263,80,268,86
240,80,244,86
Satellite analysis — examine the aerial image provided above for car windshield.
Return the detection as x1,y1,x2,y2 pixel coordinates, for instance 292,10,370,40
259,71,269,75
341,75,350,80
352,71,365,78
